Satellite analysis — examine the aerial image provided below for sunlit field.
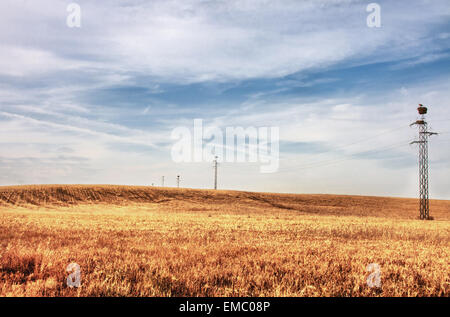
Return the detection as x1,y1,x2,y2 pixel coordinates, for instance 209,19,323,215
0,185,449,297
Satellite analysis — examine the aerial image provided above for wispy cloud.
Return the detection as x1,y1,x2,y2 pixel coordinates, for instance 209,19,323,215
0,0,449,197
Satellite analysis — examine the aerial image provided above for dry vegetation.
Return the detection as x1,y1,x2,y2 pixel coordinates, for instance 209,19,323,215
0,185,449,297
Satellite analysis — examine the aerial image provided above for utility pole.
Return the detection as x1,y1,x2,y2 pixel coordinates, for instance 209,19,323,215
410,104,438,220
213,156,218,190
161,176,165,187
177,175,180,188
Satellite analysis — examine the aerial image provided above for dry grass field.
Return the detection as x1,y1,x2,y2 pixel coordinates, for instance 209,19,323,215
0,185,449,297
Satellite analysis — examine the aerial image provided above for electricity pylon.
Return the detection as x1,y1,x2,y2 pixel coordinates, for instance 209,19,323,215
410,104,438,220
177,175,180,188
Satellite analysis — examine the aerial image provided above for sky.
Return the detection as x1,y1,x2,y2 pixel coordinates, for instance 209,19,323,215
0,0,449,198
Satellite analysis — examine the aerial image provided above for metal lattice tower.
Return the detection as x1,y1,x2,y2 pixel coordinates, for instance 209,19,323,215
410,104,438,220
176,175,180,188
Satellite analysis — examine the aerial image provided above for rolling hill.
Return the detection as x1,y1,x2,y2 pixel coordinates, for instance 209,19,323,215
0,185,449,297
0,184,449,220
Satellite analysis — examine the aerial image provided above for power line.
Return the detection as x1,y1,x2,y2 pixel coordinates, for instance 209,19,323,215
274,124,409,171
430,118,450,122
277,137,412,172
317,124,407,154
211,124,413,176
275,140,411,173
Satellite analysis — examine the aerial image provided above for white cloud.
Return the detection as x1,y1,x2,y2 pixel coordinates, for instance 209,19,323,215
390,53,450,70
1,0,449,82
0,0,449,197
0,45,69,77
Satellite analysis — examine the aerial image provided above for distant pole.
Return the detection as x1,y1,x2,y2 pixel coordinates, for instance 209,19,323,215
213,156,218,190
177,175,180,188
410,104,438,220
161,176,165,187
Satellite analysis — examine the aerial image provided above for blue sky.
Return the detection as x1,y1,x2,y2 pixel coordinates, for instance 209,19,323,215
0,0,449,198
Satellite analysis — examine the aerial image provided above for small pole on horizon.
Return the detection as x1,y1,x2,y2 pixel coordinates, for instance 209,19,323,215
213,156,218,190
177,175,180,188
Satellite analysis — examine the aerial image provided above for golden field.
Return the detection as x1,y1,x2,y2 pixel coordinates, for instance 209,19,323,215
0,185,449,297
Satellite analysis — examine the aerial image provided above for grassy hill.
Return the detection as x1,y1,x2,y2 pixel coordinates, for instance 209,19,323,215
0,185,449,297
0,184,449,220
